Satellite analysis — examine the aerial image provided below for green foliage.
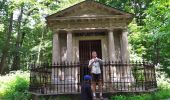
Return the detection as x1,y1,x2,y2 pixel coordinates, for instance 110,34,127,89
144,0,170,75
0,71,31,100
0,0,58,72
127,0,170,76
128,22,148,57
112,95,127,100
97,0,153,25
132,68,144,81
57,0,83,11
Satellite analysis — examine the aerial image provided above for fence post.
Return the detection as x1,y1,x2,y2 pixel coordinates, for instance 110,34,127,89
143,60,148,90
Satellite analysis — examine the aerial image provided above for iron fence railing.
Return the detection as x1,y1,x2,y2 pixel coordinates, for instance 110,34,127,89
29,61,157,94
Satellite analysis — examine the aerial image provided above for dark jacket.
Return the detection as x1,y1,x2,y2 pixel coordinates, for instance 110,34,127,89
81,83,93,100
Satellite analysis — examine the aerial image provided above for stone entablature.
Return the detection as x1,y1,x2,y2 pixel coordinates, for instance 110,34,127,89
46,1,133,31
48,17,128,31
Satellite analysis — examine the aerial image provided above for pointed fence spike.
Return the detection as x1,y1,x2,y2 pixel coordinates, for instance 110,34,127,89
53,63,56,68
135,60,138,64
115,60,117,64
67,61,69,66
118,60,121,64
56,62,59,65
73,61,76,65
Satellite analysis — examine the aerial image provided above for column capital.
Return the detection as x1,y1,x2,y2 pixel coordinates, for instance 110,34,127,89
122,28,128,32
108,28,116,32
52,29,60,33
121,28,128,36
66,29,73,33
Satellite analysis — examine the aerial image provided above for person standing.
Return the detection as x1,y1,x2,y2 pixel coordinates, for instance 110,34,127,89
88,51,103,100
81,75,93,100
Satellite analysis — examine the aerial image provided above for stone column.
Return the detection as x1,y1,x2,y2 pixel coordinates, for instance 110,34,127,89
66,30,73,62
121,29,134,85
65,30,78,91
108,29,117,82
66,30,76,86
121,29,129,62
52,30,60,63
108,29,116,61
52,30,61,85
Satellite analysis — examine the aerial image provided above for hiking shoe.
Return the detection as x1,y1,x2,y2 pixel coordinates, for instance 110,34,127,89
93,96,97,100
100,96,104,100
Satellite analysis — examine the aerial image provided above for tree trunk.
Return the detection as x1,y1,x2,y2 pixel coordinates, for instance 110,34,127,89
156,39,160,64
11,5,24,70
37,28,44,63
0,12,13,74
11,7,38,70
20,7,38,46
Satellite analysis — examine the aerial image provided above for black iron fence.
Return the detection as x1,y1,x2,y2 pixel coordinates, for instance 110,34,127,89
29,61,157,94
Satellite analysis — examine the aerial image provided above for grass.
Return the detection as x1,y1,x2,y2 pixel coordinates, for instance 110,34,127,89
111,89,170,100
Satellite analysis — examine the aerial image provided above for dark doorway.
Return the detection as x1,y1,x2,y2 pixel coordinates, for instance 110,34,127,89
79,40,102,82
79,40,102,63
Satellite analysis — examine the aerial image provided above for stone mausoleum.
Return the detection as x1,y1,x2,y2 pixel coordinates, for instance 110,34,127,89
46,0,133,64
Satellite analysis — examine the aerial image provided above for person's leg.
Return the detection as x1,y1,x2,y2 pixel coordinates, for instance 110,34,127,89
99,80,103,96
92,74,97,98
98,74,103,98
92,82,96,96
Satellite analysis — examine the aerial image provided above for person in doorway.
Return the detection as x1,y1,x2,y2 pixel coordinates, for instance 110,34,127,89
88,51,103,100
81,75,93,100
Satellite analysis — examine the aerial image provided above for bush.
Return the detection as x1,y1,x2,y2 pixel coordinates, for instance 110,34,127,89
0,71,31,100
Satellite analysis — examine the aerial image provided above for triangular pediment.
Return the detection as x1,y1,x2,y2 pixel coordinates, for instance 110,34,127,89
46,0,132,19
63,6,120,17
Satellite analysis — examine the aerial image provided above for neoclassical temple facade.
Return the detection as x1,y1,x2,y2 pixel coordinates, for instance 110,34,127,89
27,1,157,96
46,0,133,64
